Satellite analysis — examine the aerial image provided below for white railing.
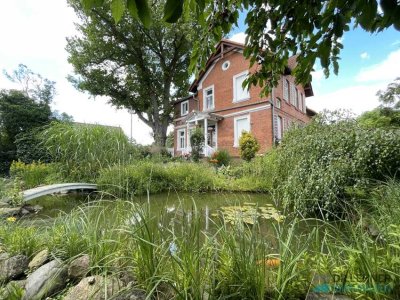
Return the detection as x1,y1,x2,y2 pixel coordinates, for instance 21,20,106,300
203,145,216,157
181,145,215,157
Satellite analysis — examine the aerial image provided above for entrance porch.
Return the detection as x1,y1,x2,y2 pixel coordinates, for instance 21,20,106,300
181,111,223,157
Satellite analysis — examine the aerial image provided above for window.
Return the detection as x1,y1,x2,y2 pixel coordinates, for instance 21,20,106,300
294,87,298,108
203,86,214,111
276,116,283,141
234,115,250,146
233,71,250,102
302,93,306,113
177,129,186,150
298,91,302,112
181,100,188,116
283,78,289,101
276,98,281,109
222,60,230,71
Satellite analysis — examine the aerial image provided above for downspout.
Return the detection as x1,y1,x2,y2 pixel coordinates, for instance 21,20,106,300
270,88,276,146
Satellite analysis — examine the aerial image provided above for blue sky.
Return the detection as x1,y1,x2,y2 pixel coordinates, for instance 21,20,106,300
0,1,399,144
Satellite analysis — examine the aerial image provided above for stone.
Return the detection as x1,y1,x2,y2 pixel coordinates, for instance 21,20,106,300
63,275,123,300
23,260,68,300
20,208,30,215
0,254,29,282
68,254,90,281
0,207,21,218
28,249,49,271
306,292,353,300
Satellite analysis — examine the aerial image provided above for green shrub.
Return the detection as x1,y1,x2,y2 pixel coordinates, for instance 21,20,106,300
239,131,260,162
97,162,219,197
275,111,400,216
9,160,58,189
211,149,231,167
190,127,204,162
39,122,138,181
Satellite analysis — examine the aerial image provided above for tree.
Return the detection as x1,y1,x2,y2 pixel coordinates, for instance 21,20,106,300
67,0,194,146
81,0,400,95
0,90,52,173
3,64,56,104
358,77,400,128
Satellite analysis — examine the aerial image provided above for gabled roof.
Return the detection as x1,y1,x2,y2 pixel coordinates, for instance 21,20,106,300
184,110,224,123
189,39,314,97
189,39,245,93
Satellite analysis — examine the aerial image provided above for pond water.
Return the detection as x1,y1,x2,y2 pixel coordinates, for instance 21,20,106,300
21,191,287,236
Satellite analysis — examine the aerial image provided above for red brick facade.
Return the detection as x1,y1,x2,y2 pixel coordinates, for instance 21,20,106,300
173,40,315,157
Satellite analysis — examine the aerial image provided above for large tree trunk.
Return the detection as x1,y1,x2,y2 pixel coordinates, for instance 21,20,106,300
152,123,168,147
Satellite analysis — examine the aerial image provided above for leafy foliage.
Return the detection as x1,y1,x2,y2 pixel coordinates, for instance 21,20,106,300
67,0,194,146
239,131,260,162
0,90,52,173
10,160,57,189
39,122,137,181
189,127,204,162
274,111,400,216
3,64,56,104
82,0,400,95
211,149,231,167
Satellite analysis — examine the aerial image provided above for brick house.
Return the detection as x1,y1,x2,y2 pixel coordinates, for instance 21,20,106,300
173,39,315,157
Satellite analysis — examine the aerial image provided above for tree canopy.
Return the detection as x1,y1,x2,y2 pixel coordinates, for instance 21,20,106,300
358,77,400,128
0,65,73,173
81,0,400,95
67,0,194,146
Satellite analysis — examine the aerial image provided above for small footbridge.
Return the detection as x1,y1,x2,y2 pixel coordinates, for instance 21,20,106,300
22,183,97,202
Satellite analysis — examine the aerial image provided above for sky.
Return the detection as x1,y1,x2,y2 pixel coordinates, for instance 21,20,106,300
0,1,399,145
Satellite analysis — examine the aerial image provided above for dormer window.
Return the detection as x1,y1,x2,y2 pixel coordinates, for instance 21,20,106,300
181,100,189,116
203,85,214,111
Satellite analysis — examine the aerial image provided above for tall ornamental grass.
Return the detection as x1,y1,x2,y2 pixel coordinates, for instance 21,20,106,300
39,122,138,181
2,193,400,298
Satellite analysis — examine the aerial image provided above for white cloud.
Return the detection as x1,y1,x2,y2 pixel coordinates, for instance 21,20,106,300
360,52,370,60
0,0,153,145
307,82,386,115
229,32,247,44
356,49,400,83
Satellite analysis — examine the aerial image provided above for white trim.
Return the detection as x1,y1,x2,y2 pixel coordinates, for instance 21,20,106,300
233,114,250,147
233,70,250,103
175,124,187,129
198,61,219,90
177,128,186,150
181,100,189,116
203,85,215,111
222,104,270,118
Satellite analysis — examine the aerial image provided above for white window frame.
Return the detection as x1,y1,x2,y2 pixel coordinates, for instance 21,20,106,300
298,91,302,112
283,78,289,101
233,71,250,103
294,87,298,108
177,129,186,150
302,93,306,113
203,85,215,111
276,98,281,109
233,114,250,147
181,100,189,116
290,83,295,105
